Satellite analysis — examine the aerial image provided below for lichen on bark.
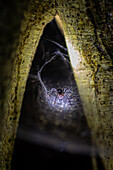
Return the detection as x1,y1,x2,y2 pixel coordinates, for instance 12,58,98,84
0,0,113,169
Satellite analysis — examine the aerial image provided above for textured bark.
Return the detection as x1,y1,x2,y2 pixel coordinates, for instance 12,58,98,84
0,0,56,169
0,0,113,169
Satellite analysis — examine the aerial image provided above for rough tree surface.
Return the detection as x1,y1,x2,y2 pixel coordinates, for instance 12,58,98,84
0,0,113,169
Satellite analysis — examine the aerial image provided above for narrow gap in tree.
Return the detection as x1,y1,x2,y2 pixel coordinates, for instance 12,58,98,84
11,17,96,170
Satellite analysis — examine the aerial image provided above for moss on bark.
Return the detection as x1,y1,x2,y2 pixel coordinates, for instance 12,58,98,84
0,0,113,169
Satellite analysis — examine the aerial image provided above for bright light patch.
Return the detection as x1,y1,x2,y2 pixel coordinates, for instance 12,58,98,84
45,88,77,112
65,38,82,72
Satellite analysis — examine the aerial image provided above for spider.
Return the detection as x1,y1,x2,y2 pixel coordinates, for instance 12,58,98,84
57,88,63,95
45,86,75,110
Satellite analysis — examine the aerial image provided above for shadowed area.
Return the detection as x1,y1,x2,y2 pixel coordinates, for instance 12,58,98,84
17,18,91,144
11,18,105,170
